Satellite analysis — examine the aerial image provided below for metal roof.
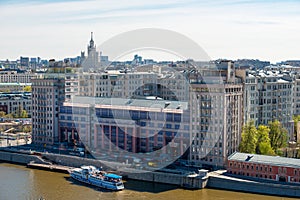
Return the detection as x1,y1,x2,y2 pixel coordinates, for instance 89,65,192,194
69,96,188,111
228,152,300,168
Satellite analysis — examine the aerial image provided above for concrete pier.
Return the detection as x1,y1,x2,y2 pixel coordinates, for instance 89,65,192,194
27,162,73,173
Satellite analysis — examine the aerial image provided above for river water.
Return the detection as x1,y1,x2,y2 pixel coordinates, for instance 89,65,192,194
0,163,293,200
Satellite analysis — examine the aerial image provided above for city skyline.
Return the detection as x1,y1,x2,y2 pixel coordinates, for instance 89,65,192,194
1,0,300,63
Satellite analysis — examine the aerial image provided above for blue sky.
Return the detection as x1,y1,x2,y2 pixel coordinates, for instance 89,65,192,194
0,0,299,62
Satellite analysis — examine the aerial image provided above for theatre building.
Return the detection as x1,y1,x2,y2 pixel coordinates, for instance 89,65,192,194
227,152,300,183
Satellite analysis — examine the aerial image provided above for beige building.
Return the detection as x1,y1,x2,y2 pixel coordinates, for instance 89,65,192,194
189,61,243,168
31,75,65,145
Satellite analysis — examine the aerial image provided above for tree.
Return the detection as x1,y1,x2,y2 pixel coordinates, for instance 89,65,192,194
23,86,31,92
256,125,274,155
0,111,6,117
293,115,300,141
239,121,257,153
5,113,13,119
269,120,288,154
20,110,28,118
65,67,73,73
22,125,32,133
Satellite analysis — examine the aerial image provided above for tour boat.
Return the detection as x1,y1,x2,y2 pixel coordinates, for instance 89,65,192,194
69,166,124,191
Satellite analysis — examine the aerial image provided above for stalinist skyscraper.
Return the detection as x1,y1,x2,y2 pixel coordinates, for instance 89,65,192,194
80,32,101,71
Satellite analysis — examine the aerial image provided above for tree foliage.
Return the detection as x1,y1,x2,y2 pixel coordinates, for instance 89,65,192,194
293,115,300,140
4,113,14,119
256,125,274,155
239,121,285,156
0,111,6,117
269,120,288,154
239,121,257,154
23,86,32,92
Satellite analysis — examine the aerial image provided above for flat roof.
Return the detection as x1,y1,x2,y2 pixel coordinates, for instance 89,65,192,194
0,83,31,86
228,152,300,168
65,96,188,111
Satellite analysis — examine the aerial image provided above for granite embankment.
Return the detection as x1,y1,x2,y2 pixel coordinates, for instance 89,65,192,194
207,171,300,198
1,149,300,197
0,150,208,189
0,149,49,165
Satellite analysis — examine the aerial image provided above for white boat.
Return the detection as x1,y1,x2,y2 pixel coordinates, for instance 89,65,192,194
69,166,124,191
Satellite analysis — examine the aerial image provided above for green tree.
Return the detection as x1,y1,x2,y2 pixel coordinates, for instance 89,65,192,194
5,113,13,119
22,125,32,133
293,115,300,141
23,86,32,92
269,120,288,154
256,125,274,155
20,110,28,118
239,121,257,153
65,67,73,73
0,111,6,117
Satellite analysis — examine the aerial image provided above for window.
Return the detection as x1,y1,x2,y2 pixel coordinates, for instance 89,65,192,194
166,124,172,129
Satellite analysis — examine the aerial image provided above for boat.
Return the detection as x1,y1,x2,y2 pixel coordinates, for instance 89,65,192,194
69,165,124,191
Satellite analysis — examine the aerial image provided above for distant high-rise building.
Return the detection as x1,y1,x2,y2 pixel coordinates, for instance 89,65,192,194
20,56,29,69
80,32,101,71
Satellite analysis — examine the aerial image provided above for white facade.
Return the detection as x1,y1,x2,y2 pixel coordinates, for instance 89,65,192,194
244,68,294,139
0,71,36,83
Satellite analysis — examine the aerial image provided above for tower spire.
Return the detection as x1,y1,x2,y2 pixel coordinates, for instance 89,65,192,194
89,32,94,48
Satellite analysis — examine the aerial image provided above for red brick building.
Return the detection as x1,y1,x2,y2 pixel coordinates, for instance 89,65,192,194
227,152,300,183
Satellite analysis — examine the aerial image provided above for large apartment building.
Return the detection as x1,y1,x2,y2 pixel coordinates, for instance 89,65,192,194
238,66,296,140
31,75,65,145
0,71,36,83
188,61,244,168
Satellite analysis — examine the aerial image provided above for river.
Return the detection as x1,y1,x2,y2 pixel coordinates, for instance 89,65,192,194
0,163,294,200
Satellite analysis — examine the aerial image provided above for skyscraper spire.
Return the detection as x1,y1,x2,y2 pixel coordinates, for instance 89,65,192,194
89,32,94,48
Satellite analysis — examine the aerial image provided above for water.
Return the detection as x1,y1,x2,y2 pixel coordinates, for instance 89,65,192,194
0,162,293,200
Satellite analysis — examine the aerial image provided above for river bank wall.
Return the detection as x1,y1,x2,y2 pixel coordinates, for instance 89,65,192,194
0,150,208,189
0,150,45,165
1,149,300,197
207,175,300,198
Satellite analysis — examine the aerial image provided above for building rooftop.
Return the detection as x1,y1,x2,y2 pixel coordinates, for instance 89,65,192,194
65,96,188,112
228,152,300,168
0,83,31,86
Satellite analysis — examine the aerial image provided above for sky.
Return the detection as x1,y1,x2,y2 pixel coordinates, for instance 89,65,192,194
0,0,300,63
